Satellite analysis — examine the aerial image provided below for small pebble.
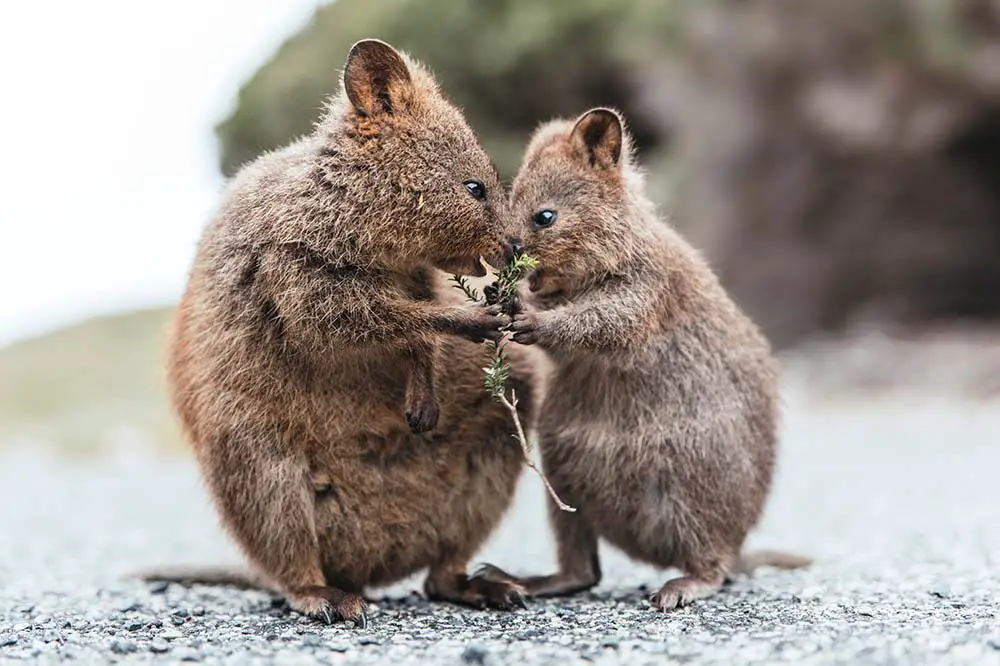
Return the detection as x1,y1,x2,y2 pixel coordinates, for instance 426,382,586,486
110,639,138,655
149,640,171,654
462,644,488,664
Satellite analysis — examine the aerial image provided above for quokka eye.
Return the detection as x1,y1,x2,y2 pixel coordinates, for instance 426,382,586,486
463,180,486,201
532,209,558,229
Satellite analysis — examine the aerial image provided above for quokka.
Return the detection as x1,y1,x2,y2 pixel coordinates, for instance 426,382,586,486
477,108,810,610
149,40,536,626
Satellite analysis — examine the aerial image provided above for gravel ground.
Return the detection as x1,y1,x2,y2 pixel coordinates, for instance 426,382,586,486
1,390,998,665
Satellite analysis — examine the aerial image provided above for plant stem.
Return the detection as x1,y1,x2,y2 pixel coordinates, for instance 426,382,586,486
500,389,576,512
451,254,575,513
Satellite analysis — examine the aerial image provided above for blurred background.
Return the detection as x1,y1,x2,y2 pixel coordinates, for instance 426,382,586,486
2,0,999,456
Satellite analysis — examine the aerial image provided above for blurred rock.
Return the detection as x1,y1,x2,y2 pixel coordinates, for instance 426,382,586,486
661,0,1000,348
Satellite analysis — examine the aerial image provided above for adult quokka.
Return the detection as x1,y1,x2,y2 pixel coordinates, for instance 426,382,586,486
151,40,535,626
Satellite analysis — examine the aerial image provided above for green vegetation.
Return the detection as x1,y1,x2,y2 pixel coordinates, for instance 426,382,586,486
216,0,682,179
450,252,538,401
452,253,575,512
0,307,183,455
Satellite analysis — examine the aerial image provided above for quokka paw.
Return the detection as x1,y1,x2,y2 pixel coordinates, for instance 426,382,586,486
288,586,369,628
509,310,543,345
649,575,722,612
462,574,527,611
405,394,440,433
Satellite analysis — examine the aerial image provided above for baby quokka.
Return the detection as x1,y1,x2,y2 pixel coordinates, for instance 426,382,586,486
478,108,810,610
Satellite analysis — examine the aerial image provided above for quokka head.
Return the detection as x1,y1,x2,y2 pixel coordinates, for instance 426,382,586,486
505,108,648,294
319,39,507,276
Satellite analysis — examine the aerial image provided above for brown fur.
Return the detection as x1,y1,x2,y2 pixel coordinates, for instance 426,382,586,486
156,40,536,625
476,108,810,611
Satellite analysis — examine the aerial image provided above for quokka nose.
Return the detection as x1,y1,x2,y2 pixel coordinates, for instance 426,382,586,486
503,238,524,263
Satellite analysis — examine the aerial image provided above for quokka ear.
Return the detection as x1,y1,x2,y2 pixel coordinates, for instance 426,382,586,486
343,39,413,117
569,108,624,169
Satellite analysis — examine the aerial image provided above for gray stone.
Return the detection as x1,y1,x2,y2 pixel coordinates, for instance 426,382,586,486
149,639,171,654
110,639,138,654
462,644,489,664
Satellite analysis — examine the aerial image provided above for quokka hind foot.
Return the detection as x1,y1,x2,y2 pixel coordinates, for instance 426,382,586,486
425,569,527,611
649,574,725,611
287,586,369,627
471,562,600,598
650,549,813,611
135,567,368,627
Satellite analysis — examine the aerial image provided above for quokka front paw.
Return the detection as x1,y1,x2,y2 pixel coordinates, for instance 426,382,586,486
509,309,544,345
405,393,440,433
455,309,507,344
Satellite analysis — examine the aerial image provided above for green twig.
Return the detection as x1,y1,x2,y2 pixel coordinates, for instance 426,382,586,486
453,254,576,513
448,274,481,304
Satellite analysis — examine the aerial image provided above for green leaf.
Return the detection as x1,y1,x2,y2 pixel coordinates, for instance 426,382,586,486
449,274,482,304
452,252,538,402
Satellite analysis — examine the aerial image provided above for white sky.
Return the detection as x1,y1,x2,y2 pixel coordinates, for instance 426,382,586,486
0,0,325,348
